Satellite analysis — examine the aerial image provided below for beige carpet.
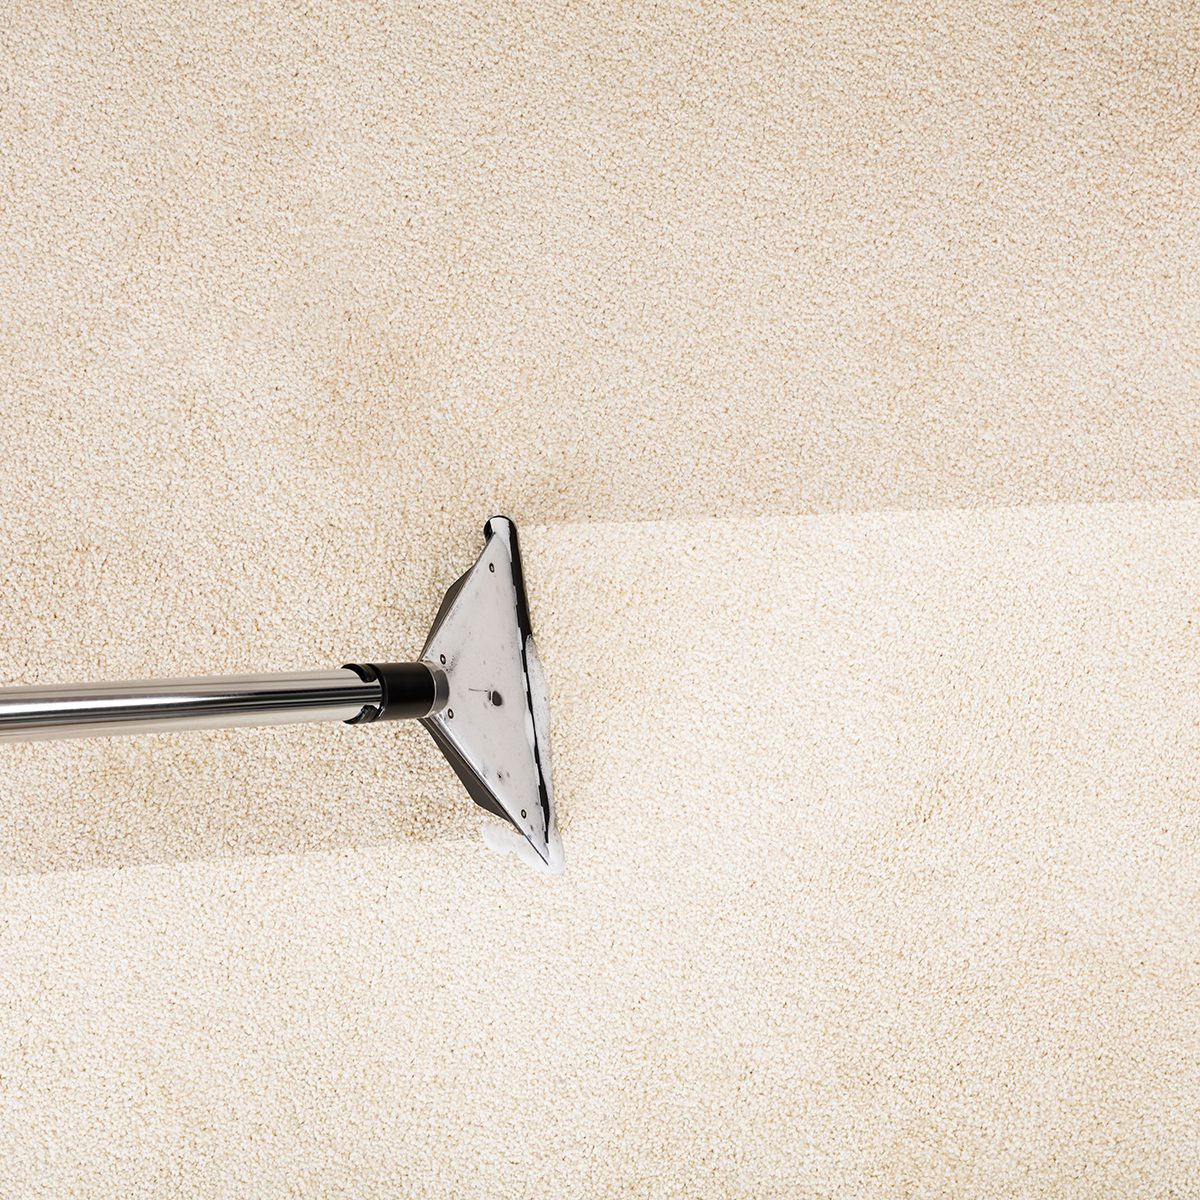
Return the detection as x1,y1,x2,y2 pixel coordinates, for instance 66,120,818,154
1,2,1199,1196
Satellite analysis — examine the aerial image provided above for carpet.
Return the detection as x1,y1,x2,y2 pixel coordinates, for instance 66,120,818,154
1,2,1198,1196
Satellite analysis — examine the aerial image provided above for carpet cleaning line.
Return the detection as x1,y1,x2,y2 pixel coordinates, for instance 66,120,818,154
0,516,563,871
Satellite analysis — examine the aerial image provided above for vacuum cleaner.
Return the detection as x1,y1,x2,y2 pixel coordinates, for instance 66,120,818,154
0,516,562,871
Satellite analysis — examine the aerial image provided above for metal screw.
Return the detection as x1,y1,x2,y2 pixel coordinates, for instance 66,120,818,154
489,563,495,573
439,654,446,664
520,809,527,819
447,708,454,719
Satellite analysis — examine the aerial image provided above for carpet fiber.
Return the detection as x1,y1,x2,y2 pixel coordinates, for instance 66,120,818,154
1,2,1198,1196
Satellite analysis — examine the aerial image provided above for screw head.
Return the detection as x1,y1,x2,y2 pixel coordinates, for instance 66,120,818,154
447,708,454,719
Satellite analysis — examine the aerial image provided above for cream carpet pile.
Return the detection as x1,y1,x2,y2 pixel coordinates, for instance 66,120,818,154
1,2,1198,1196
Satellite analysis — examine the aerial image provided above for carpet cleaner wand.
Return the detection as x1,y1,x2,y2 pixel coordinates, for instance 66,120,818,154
0,516,562,871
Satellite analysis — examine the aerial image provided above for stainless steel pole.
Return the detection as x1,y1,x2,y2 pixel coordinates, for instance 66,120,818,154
0,669,383,742
0,516,559,868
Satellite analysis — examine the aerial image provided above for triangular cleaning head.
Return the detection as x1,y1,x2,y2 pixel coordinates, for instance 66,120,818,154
420,517,562,872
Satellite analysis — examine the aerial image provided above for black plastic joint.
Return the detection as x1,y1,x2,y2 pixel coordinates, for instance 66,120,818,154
342,661,437,723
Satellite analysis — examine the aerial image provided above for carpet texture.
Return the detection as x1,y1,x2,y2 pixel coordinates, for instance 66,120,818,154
1,2,1199,1197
